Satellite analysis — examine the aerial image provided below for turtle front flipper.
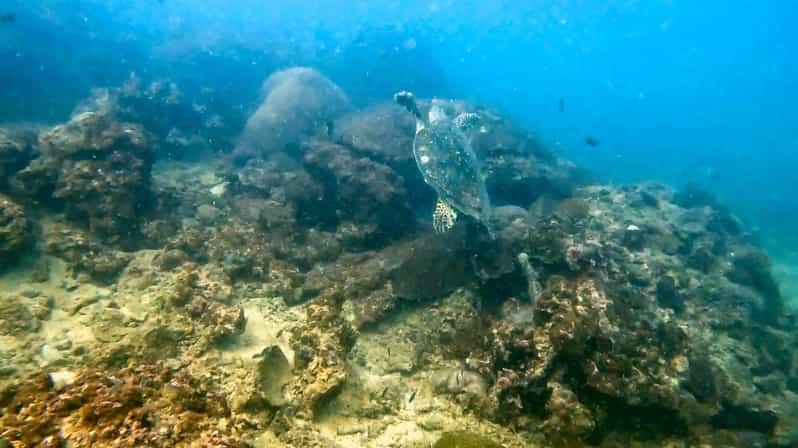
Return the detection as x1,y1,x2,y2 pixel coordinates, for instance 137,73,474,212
432,199,458,233
393,91,423,122
454,112,480,130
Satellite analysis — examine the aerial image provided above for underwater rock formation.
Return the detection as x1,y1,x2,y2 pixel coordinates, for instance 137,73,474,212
437,183,798,445
44,223,131,284
11,102,153,245
333,102,417,165
233,67,352,162
0,127,37,191
0,74,796,448
300,228,479,327
302,139,415,242
0,194,32,265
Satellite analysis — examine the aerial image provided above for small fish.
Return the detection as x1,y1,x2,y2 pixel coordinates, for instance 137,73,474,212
0,13,16,24
558,97,565,113
585,136,600,147
408,389,417,403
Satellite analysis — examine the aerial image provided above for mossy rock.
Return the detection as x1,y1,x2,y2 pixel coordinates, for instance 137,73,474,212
433,431,503,448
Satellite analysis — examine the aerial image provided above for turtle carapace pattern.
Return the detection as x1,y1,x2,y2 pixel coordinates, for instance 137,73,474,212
394,91,494,237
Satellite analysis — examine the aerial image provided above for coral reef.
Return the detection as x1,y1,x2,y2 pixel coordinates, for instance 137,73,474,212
0,70,796,448
0,366,249,447
0,127,37,190
11,100,153,244
288,291,357,416
333,103,416,165
302,139,415,242
233,67,353,162
443,183,798,445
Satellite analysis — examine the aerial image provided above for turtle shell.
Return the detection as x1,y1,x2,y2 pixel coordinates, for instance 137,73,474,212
413,119,491,224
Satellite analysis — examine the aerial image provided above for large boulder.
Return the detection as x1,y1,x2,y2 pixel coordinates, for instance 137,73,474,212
233,67,352,162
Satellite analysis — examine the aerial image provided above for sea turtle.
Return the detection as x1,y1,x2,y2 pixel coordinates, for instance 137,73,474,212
394,91,494,236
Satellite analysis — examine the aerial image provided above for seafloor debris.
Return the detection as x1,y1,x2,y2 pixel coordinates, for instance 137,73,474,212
0,72,795,447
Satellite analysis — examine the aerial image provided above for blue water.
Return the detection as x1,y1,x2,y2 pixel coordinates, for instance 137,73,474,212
2,0,797,300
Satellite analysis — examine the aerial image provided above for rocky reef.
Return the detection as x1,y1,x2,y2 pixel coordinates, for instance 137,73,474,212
10,96,153,246
0,195,32,265
0,67,795,448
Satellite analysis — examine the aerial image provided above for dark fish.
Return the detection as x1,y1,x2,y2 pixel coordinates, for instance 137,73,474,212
0,13,15,24
408,389,417,403
558,97,565,113
585,136,600,147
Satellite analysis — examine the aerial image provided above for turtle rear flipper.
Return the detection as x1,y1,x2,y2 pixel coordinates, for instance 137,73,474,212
393,91,423,121
454,112,480,130
432,199,458,233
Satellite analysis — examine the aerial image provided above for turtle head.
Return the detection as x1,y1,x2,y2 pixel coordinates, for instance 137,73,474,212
394,91,423,122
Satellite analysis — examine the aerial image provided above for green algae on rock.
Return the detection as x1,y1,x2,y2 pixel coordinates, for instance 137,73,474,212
433,431,503,448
